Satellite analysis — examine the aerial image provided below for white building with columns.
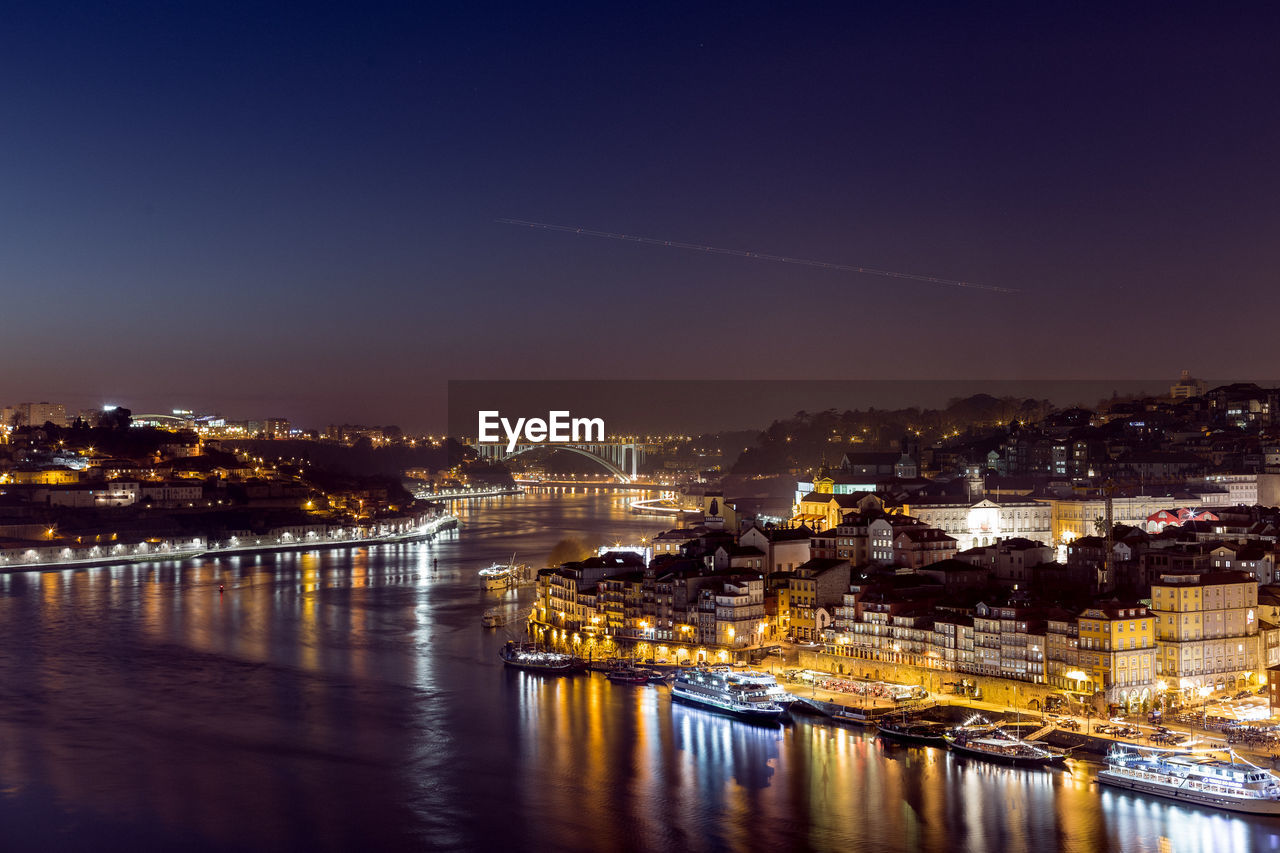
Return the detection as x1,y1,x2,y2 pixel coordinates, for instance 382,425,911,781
896,496,1052,553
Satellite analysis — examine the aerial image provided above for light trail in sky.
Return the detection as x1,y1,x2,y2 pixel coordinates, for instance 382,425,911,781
497,218,1019,293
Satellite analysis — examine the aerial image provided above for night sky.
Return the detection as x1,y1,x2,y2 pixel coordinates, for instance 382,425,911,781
3,3,1278,430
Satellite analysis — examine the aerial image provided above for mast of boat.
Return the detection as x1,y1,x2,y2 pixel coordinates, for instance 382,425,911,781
502,607,534,644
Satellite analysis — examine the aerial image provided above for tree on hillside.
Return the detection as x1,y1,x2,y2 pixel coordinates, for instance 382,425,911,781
547,537,594,568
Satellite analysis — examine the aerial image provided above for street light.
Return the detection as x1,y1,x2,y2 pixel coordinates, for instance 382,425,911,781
1066,670,1090,725
1198,684,1212,729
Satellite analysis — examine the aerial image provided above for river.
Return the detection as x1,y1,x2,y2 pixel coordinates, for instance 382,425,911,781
0,489,1275,852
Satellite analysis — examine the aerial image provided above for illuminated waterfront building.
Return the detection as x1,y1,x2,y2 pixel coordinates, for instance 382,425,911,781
1076,602,1157,709
825,573,1163,708
598,572,645,637
1044,610,1082,695
971,602,1046,683
704,578,765,648
829,572,947,670
1151,571,1262,696
533,551,767,652
933,612,976,672
775,558,850,643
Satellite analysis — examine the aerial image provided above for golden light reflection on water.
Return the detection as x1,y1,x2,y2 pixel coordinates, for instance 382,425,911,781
493,670,1280,853
298,551,320,672
2,494,1280,852
0,547,450,851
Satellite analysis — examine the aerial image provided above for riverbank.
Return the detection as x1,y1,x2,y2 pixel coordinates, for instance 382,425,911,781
413,486,523,500
803,677,1280,769
0,514,458,574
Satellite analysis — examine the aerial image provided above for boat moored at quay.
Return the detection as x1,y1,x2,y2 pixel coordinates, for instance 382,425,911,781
876,718,949,746
499,642,588,675
605,663,659,685
479,560,524,590
943,725,1070,766
670,667,790,722
1097,745,1280,815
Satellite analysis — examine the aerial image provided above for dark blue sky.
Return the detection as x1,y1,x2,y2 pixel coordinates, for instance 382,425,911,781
3,3,1278,430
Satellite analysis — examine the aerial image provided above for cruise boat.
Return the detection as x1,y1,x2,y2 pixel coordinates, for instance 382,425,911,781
670,667,788,722
943,725,1070,766
479,556,530,591
498,642,587,674
1097,745,1280,815
756,674,798,709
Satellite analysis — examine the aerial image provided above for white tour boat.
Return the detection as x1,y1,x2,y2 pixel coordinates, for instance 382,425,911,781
1097,745,1280,815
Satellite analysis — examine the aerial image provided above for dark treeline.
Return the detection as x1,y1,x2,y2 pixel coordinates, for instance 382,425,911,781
731,395,1054,476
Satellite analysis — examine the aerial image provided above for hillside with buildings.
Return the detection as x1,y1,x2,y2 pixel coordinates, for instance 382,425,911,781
531,375,1280,718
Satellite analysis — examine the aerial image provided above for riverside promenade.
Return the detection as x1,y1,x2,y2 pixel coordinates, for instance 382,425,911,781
0,513,458,574
757,650,1280,768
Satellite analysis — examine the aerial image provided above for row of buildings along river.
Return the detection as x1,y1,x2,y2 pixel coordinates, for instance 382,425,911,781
532,486,1280,719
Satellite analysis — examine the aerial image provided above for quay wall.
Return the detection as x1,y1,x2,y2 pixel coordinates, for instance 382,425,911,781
526,619,742,662
798,650,1060,711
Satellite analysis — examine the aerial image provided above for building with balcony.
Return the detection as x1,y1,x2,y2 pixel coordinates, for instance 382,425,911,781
1076,602,1157,709
1151,571,1262,696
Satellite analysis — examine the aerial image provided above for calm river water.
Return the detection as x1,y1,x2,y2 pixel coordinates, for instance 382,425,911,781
0,489,1277,852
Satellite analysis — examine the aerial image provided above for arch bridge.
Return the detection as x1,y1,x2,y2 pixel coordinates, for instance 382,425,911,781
471,441,644,482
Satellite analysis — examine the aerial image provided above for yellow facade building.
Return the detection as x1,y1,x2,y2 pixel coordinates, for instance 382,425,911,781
4,467,81,485
1076,603,1157,709
795,491,882,530
1151,571,1261,698
782,574,818,642
1046,494,1183,545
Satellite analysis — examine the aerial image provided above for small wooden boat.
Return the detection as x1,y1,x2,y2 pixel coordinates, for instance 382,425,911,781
499,642,587,674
